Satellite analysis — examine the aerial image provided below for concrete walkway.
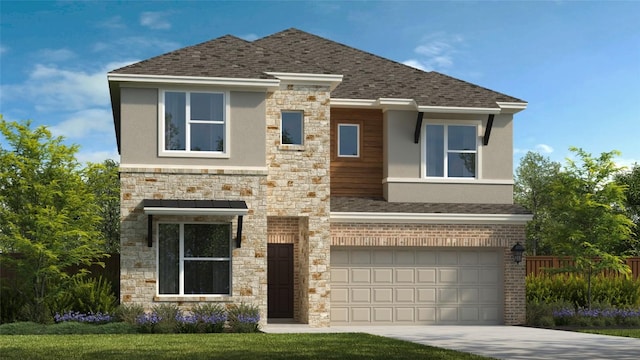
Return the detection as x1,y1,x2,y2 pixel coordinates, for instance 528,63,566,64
262,324,640,360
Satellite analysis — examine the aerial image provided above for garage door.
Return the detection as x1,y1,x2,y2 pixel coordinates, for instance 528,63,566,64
330,247,503,325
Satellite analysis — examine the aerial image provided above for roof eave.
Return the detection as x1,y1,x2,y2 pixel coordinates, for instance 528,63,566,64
107,73,281,91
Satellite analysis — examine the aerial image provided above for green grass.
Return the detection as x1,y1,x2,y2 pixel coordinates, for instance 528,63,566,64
578,328,640,339
0,333,490,360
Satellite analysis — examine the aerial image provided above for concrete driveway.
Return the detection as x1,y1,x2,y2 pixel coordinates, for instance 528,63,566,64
262,324,640,360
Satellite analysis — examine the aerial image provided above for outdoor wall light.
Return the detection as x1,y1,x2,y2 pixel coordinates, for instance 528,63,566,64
511,242,525,264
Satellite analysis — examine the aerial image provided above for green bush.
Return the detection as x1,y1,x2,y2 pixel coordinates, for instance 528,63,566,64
151,304,180,333
227,303,260,333
192,303,227,333
526,274,640,308
115,304,144,325
0,282,23,323
52,276,117,315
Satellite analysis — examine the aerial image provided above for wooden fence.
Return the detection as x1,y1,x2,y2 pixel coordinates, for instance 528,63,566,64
526,256,640,279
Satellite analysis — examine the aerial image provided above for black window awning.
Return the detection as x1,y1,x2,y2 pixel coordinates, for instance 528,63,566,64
143,199,248,248
143,199,248,216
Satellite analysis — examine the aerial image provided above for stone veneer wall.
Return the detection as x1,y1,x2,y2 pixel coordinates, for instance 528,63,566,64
331,223,527,325
267,216,301,321
120,168,268,324
265,85,331,327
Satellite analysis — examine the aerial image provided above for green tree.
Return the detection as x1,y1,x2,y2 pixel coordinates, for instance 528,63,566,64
546,147,634,308
85,159,120,253
615,163,640,255
0,118,107,322
514,152,561,255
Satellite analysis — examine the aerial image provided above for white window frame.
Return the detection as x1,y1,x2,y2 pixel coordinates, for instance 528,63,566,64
421,120,482,180
158,89,231,158
337,123,360,158
156,222,232,297
280,110,304,146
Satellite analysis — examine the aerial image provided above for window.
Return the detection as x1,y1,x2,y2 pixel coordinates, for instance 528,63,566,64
281,111,303,145
425,124,477,178
161,90,228,155
158,223,231,295
338,124,359,157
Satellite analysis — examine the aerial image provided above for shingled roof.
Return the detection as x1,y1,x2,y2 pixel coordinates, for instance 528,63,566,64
110,28,525,108
331,197,530,215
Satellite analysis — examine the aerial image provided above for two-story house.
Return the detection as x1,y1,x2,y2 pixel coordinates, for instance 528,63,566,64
108,28,531,327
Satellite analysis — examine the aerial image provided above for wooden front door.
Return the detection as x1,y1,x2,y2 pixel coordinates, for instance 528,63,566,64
267,244,294,318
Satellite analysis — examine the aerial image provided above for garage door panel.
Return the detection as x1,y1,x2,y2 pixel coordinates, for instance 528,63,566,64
373,268,393,283
439,268,458,283
395,288,415,302
351,308,371,322
332,268,349,283
417,288,436,303
373,288,393,302
395,268,415,283
351,268,371,283
395,308,415,322
332,288,349,303
373,250,394,265
331,248,503,325
417,268,436,283
351,288,371,302
373,308,393,322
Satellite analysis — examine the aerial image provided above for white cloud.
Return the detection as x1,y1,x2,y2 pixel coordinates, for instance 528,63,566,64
98,16,126,29
535,144,554,154
38,48,76,62
140,11,172,30
402,32,463,72
240,33,259,41
1,61,135,113
76,149,120,164
614,157,639,170
92,37,180,55
49,108,113,139
0,45,7,55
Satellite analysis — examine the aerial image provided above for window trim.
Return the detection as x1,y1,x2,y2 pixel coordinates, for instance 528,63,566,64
337,123,360,158
280,110,304,146
421,120,482,180
156,221,232,297
158,89,231,158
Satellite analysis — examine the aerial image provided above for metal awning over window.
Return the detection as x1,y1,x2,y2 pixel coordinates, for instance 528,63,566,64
143,199,248,248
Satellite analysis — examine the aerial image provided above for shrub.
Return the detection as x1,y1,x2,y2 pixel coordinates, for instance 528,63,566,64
52,276,117,315
115,304,145,325
54,311,114,324
151,304,179,333
527,274,640,308
175,313,199,333
227,303,260,333
192,303,227,333
135,312,162,333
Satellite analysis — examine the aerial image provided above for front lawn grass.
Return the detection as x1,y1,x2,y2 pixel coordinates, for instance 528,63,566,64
578,328,640,339
0,333,490,360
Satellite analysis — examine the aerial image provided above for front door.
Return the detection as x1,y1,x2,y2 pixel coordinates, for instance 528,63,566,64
267,244,294,318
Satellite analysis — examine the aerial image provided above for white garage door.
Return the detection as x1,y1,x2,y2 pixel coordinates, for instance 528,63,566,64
330,247,503,325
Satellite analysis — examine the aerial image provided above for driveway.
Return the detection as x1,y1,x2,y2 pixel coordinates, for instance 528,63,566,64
262,324,640,360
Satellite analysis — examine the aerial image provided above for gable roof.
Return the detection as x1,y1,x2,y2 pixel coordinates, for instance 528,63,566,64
109,28,525,108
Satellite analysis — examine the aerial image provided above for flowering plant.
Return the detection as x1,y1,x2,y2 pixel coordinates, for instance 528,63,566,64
136,312,162,333
54,311,114,324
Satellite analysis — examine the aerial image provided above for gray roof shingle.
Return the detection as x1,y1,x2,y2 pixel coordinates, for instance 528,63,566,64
110,28,525,108
331,197,531,215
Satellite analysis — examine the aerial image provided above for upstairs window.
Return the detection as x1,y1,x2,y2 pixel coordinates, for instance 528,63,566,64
281,111,303,145
338,124,360,157
158,223,231,295
161,90,228,156
425,124,477,178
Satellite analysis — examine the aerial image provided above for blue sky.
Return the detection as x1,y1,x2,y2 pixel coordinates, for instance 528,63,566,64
1,1,639,169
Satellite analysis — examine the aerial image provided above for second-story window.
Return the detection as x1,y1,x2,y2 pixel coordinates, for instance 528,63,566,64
338,123,359,157
161,90,228,156
281,111,303,145
425,124,477,178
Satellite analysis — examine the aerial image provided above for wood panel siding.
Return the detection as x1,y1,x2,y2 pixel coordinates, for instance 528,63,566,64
330,108,383,197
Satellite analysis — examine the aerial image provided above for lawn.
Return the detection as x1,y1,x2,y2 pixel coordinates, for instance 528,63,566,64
0,333,491,360
578,328,640,339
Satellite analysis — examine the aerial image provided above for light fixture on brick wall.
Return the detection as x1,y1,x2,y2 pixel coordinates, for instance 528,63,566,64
511,242,525,264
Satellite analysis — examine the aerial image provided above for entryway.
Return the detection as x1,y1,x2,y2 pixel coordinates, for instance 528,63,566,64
267,243,294,319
